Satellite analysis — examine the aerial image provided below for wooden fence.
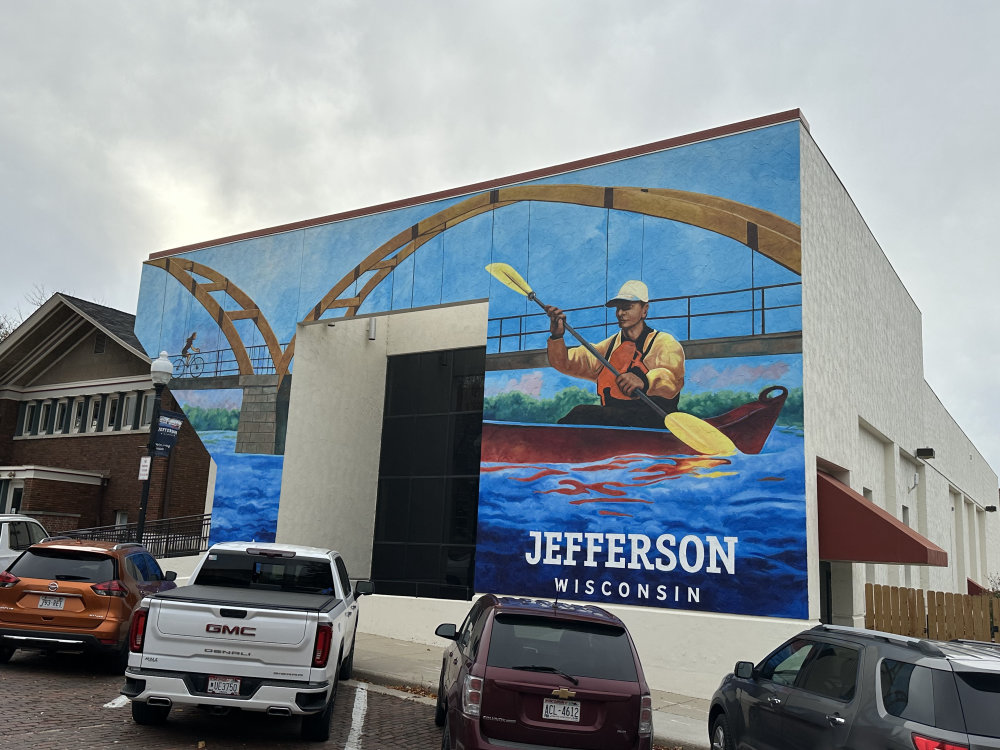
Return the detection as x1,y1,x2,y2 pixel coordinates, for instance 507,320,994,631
865,583,997,642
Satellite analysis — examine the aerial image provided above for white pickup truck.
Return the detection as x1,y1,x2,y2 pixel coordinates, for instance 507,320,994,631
121,541,373,741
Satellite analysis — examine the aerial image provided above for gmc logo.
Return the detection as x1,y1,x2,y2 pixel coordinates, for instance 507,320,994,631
206,623,257,637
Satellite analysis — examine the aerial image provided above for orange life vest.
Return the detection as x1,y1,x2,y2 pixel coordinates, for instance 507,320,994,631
597,333,658,404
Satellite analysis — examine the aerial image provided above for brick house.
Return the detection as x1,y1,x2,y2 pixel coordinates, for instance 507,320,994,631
0,294,213,534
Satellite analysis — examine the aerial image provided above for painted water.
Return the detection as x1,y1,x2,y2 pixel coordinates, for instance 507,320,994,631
199,430,284,545
475,427,807,618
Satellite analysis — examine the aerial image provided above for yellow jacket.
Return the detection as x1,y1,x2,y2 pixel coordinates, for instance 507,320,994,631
546,325,685,400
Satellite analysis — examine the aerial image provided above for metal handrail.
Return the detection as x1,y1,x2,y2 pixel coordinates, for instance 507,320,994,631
61,513,212,559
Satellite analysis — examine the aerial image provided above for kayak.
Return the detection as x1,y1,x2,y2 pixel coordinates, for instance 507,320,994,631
480,386,789,463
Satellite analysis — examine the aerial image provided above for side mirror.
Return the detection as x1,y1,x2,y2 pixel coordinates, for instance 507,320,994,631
735,661,755,680
164,570,177,582
435,623,458,640
354,580,374,597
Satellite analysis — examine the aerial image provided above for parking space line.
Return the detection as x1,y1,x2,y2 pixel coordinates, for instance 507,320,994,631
345,683,367,749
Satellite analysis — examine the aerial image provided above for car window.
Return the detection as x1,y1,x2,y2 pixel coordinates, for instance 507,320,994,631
8,522,45,551
124,556,144,581
10,549,115,582
954,671,1000,738
194,552,335,594
879,658,936,724
469,608,490,659
141,553,164,582
758,638,816,687
796,642,859,701
457,599,489,654
27,522,48,545
487,614,639,682
334,556,351,597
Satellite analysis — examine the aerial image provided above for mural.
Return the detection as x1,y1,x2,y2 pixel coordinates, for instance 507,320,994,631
134,118,806,616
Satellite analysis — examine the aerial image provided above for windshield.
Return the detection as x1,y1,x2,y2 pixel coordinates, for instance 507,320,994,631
487,614,638,682
10,549,116,582
955,671,1000,738
195,552,336,595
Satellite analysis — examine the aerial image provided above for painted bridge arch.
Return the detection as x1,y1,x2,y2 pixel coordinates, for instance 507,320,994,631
149,185,801,378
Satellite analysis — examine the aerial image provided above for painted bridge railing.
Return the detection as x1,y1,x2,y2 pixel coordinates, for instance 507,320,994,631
487,281,802,353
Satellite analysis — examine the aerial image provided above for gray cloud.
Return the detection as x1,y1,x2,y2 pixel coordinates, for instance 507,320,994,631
2,0,998,472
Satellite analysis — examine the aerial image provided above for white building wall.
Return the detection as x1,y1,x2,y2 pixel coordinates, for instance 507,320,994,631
800,125,998,622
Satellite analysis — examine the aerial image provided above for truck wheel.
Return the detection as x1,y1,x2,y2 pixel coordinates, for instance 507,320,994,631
339,634,356,681
434,670,446,727
710,712,734,750
440,713,452,750
105,644,129,674
301,673,338,742
0,647,14,664
131,700,170,725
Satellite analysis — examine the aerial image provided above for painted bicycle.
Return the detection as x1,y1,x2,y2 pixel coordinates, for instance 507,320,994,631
173,352,205,377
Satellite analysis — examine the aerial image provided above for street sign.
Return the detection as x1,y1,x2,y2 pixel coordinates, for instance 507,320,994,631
138,455,151,480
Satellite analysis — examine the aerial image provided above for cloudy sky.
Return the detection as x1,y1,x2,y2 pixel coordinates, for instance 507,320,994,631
2,1,998,474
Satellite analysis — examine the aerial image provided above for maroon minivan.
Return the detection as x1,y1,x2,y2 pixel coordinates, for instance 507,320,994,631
434,595,653,750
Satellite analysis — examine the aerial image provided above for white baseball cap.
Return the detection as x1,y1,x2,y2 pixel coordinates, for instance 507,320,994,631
606,280,649,306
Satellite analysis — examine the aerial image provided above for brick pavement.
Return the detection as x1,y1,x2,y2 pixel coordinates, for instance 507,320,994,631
0,650,444,749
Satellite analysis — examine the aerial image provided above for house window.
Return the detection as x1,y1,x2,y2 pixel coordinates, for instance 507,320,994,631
140,393,155,427
55,401,68,433
88,397,102,432
105,396,120,431
121,394,135,430
115,510,128,527
72,399,85,433
39,402,52,435
94,333,107,354
23,403,37,435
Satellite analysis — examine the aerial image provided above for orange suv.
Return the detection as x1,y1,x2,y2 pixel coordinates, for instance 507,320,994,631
0,539,177,670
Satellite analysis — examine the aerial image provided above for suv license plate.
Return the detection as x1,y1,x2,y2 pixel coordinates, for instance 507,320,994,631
542,698,580,722
208,676,241,695
38,595,65,610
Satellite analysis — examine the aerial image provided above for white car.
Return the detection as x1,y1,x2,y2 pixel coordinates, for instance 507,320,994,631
0,514,49,571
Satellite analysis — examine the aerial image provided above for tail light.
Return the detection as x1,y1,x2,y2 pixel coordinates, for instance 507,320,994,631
129,608,149,652
312,623,332,668
92,580,129,597
0,571,19,588
912,735,969,750
462,675,483,718
639,694,653,737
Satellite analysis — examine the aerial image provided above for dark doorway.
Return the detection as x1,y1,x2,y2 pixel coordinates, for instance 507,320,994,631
371,347,485,600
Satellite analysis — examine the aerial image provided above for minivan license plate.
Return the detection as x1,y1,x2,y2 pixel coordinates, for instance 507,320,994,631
38,595,65,610
542,698,580,722
208,675,241,695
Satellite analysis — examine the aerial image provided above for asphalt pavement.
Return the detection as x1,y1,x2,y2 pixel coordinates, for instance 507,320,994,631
352,631,711,750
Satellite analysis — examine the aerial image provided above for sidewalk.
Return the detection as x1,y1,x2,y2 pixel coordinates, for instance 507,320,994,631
352,632,710,750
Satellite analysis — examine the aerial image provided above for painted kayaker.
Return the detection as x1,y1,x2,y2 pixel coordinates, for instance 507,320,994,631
543,280,686,428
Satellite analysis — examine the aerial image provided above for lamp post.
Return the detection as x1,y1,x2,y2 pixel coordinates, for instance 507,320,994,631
136,351,173,544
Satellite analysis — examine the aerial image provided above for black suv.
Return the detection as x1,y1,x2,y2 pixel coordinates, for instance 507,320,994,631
709,624,1000,749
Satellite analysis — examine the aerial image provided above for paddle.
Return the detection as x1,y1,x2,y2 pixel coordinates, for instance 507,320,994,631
486,262,737,456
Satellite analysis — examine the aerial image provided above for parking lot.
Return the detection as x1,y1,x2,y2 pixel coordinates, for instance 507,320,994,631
0,650,443,749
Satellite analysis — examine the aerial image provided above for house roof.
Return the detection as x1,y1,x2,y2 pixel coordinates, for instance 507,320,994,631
58,294,144,352
0,293,149,388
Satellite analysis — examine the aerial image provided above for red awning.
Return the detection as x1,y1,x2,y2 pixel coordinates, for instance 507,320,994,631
817,472,948,566
968,578,989,596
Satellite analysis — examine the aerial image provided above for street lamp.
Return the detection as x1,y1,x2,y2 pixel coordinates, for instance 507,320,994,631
136,351,173,543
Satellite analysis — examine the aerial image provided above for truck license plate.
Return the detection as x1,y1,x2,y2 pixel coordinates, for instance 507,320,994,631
542,698,580,722
207,675,241,695
38,595,65,610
